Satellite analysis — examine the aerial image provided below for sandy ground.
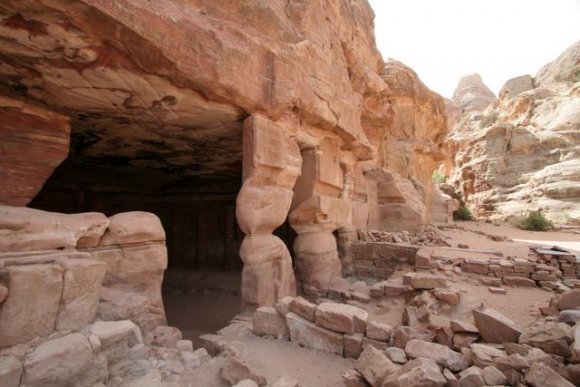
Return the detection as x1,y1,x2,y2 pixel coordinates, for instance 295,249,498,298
448,221,580,253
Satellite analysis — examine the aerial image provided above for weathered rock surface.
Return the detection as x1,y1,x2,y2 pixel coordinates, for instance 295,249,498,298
0,96,70,207
23,333,93,387
446,41,580,224
382,357,446,387
355,345,399,386
315,302,368,334
525,361,575,387
253,306,289,340
286,312,343,355
452,74,497,115
0,264,64,347
0,356,22,387
473,308,522,344
405,339,470,372
519,321,573,357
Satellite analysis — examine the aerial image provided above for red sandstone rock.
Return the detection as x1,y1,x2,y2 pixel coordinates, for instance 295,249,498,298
253,306,289,340
473,308,522,344
355,346,399,387
405,339,470,372
0,96,70,207
285,312,343,356
315,302,368,334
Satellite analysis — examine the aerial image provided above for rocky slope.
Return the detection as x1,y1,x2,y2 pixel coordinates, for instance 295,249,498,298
446,41,580,225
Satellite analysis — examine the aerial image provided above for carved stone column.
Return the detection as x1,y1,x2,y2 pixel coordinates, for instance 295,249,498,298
235,114,301,308
289,141,351,295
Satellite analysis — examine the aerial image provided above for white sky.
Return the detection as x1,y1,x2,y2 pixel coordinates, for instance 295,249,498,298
368,0,580,98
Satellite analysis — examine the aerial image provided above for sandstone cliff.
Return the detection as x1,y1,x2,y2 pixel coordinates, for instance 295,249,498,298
446,41,580,225
0,0,449,304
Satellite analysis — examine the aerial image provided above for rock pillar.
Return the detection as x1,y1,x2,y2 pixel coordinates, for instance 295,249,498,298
235,115,302,308
289,141,351,295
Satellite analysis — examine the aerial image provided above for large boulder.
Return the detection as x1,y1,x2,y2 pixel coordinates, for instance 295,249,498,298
519,321,573,357
404,339,470,372
473,308,522,344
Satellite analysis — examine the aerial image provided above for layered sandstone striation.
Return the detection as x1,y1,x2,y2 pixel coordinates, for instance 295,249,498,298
446,41,580,224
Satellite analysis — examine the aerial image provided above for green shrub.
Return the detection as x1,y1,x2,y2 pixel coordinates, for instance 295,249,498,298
454,204,474,221
432,170,446,184
516,211,553,231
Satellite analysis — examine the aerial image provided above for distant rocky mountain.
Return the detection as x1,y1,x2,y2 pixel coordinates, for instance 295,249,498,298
445,41,580,225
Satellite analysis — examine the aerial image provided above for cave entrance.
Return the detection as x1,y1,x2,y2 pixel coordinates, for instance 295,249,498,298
28,106,252,342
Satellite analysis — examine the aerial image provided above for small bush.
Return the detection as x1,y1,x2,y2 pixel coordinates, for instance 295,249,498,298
454,205,474,221
432,170,446,184
516,211,553,231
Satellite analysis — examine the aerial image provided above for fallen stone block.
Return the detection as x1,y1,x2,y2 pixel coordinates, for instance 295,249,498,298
432,288,460,305
482,365,507,385
91,320,142,347
503,276,536,287
355,345,399,386
199,334,225,356
315,302,367,334
342,369,370,387
290,297,317,322
362,337,388,351
405,339,470,372
473,308,522,344
488,286,507,294
405,273,447,289
221,357,267,386
366,321,392,342
470,343,507,368
457,366,485,387
393,326,435,348
345,333,364,359
525,361,574,387
519,321,573,357
286,312,343,355
274,296,294,316
382,357,446,387
253,306,289,339
385,347,407,364
558,288,580,310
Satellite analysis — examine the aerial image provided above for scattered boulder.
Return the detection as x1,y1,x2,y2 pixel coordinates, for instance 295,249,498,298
199,334,225,356
355,346,399,386
470,344,507,368
433,289,460,305
181,348,210,369
457,366,485,387
450,320,479,334
473,308,522,343
393,326,435,348
525,361,574,387
519,321,573,357
221,357,267,386
382,357,446,387
275,296,294,316
342,369,370,387
90,320,142,347
405,339,470,372
315,302,367,334
482,365,507,385
385,347,407,364
366,321,392,342
558,289,580,310
559,310,580,324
